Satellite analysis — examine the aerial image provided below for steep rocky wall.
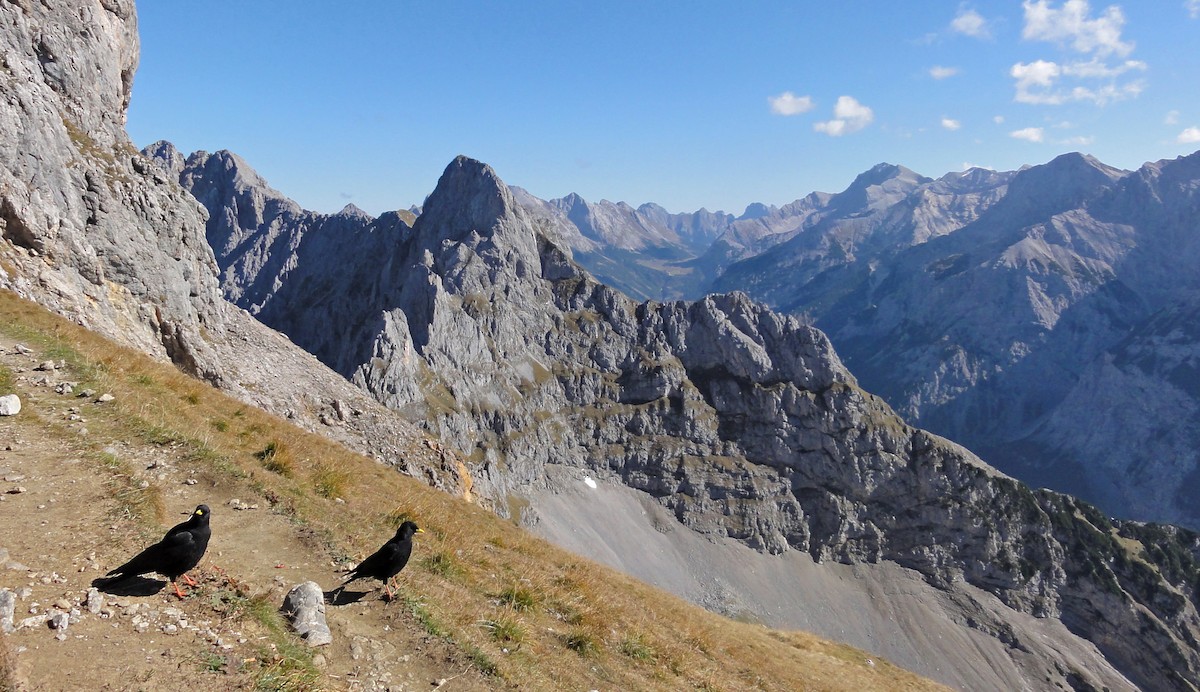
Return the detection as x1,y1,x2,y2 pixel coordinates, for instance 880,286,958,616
0,0,225,380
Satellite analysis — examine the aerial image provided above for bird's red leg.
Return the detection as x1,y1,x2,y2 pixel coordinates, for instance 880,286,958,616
172,580,186,599
182,573,197,586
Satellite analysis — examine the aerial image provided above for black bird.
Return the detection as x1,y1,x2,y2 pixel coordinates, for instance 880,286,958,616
96,504,212,598
338,520,424,600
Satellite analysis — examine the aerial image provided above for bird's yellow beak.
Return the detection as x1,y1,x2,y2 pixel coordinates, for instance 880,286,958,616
416,528,425,533
194,509,205,516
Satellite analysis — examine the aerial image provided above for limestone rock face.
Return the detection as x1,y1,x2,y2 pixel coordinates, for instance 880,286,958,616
176,150,1200,691
0,0,225,380
1,1,468,505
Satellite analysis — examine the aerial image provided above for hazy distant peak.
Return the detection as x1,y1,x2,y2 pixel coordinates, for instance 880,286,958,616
739,201,776,220
335,203,372,220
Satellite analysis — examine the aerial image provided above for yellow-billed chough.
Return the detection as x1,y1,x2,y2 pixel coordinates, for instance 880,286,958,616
338,520,423,600
95,504,211,598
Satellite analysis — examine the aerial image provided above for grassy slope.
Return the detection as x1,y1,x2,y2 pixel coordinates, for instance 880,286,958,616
0,289,946,691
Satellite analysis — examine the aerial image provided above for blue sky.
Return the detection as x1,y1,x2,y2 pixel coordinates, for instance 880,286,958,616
127,1,1200,216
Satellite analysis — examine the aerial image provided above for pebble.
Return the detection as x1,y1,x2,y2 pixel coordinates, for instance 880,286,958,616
49,611,69,630
86,587,104,614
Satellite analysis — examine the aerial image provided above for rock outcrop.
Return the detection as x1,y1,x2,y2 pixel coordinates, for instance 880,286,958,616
0,0,225,380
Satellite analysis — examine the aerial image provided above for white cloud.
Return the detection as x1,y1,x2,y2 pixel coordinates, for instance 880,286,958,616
1187,0,1200,19
768,91,815,116
814,96,874,136
994,115,1006,124
929,65,960,79
1166,110,1181,125
1180,127,1200,144
951,8,991,38
941,117,962,130
1022,0,1133,57
1011,127,1046,142
1014,2,1145,107
1011,57,1145,105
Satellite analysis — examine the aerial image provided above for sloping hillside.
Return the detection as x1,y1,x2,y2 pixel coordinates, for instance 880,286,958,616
0,291,942,691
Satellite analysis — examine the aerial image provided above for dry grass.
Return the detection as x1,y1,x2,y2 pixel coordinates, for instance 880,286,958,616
0,633,16,692
0,290,948,692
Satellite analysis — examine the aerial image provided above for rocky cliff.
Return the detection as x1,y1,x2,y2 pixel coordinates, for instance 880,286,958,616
166,147,1200,690
0,0,465,504
0,0,225,380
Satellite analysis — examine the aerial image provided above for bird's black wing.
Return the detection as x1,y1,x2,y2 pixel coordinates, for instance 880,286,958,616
105,540,166,579
105,519,200,579
344,541,401,582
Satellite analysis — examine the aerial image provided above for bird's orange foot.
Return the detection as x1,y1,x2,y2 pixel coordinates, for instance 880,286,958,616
182,573,198,587
172,581,187,599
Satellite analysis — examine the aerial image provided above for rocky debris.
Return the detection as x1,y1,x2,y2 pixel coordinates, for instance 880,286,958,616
0,394,20,416
228,498,259,511
281,581,332,646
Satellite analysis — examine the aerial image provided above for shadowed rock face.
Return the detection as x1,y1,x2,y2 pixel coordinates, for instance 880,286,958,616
170,149,1200,691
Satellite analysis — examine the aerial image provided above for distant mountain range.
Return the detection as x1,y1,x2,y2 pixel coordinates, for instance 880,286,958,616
499,152,1200,532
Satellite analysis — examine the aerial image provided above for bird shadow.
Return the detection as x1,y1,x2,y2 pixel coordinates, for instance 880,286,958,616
90,576,167,597
325,588,364,605
324,588,377,606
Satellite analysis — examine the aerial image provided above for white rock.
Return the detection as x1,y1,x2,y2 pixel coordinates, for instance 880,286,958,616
0,394,20,416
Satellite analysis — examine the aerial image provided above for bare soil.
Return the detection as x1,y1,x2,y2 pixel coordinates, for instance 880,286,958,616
0,335,491,691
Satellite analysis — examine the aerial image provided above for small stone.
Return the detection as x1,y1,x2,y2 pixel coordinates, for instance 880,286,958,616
53,598,71,611
86,588,104,614
0,395,20,417
17,613,49,630
36,360,56,371
96,393,115,403
6,486,26,494
281,582,332,646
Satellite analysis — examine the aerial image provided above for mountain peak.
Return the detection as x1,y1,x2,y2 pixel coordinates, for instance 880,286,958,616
416,156,518,241
336,203,372,220
740,202,775,220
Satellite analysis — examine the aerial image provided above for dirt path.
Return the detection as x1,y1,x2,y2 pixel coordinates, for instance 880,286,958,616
0,337,491,691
